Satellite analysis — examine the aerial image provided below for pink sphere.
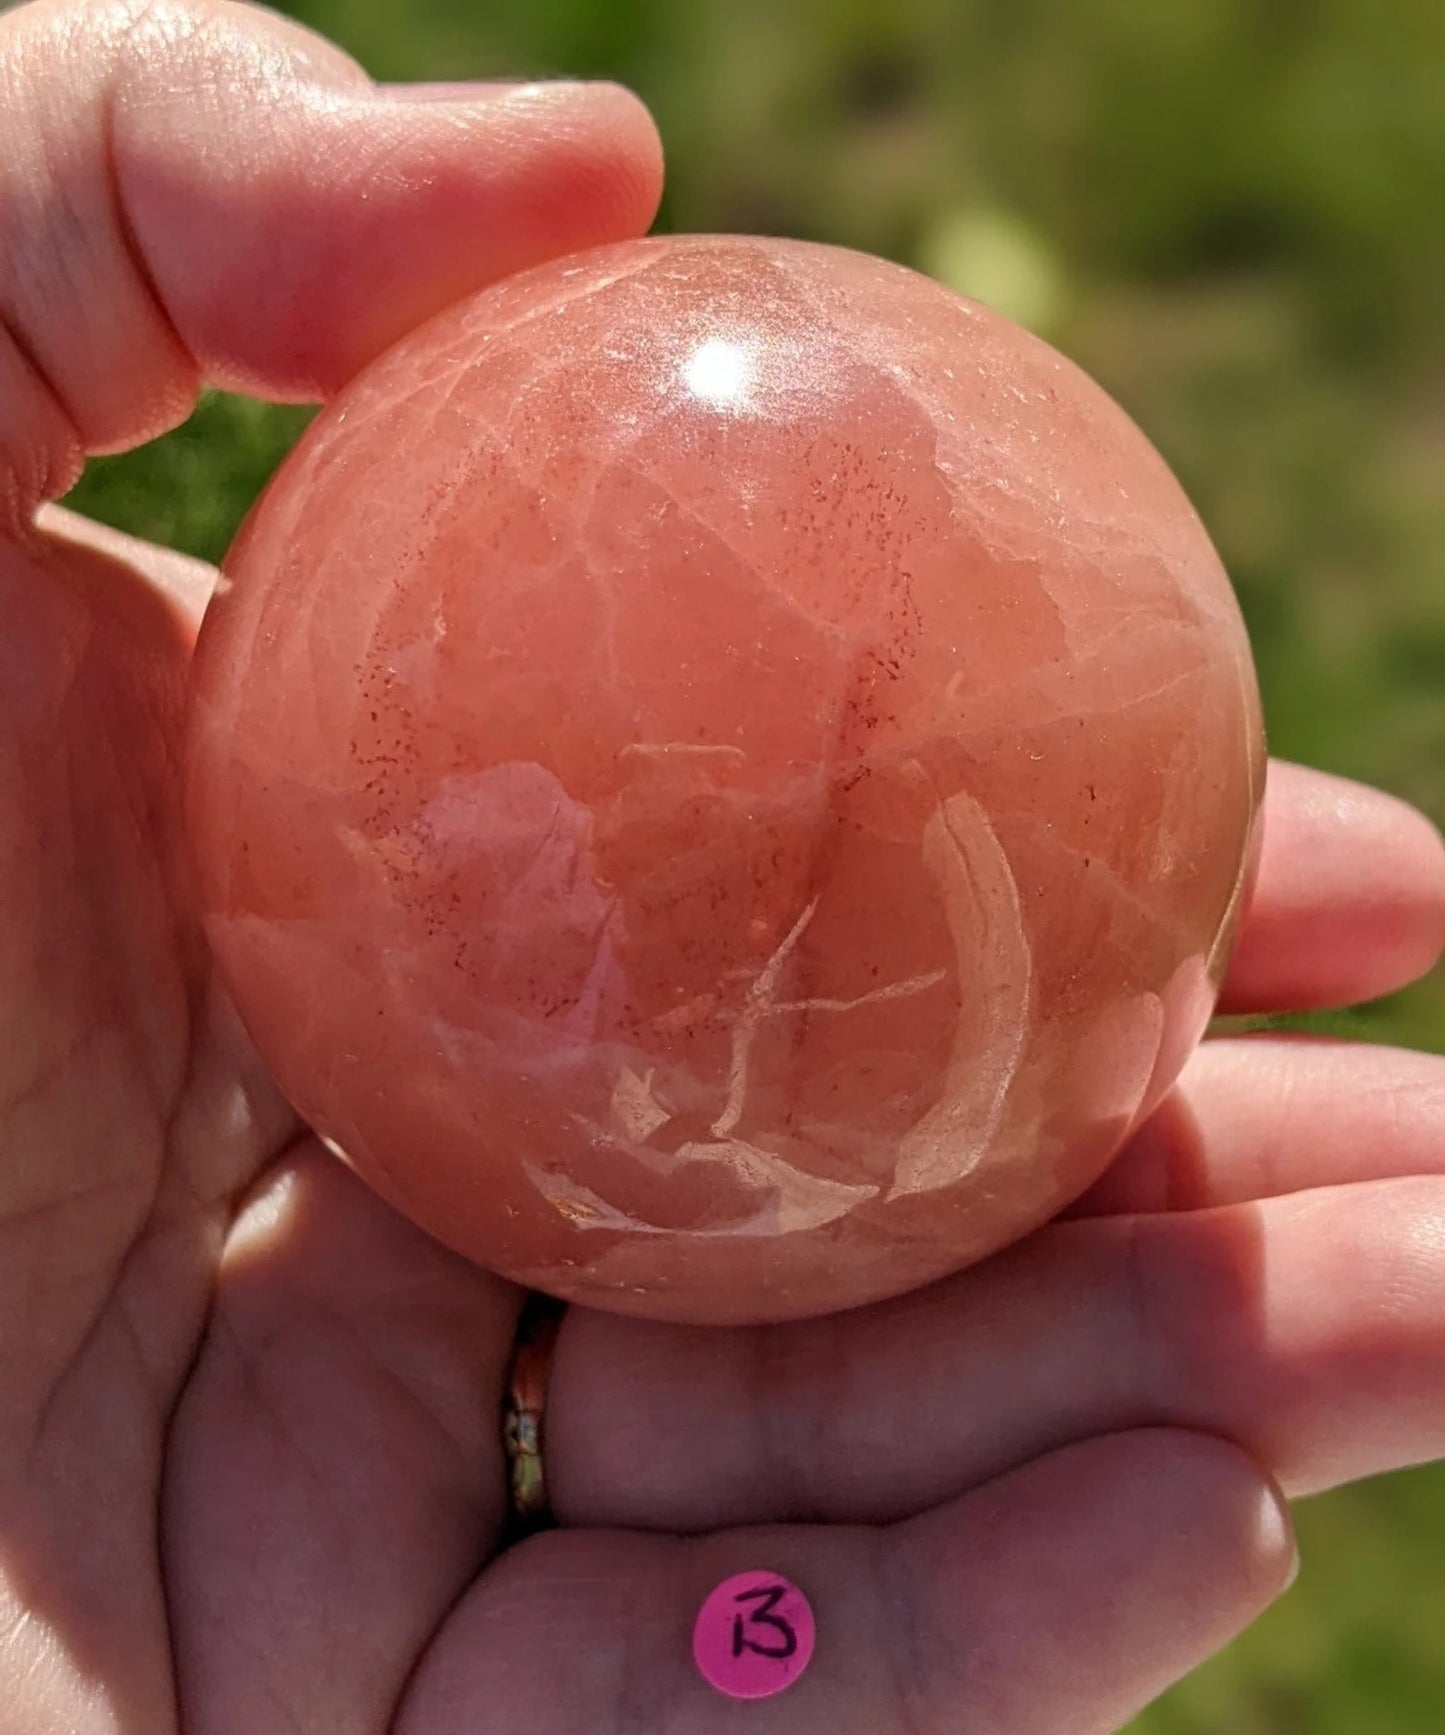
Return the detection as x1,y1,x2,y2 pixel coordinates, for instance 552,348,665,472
187,236,1264,1323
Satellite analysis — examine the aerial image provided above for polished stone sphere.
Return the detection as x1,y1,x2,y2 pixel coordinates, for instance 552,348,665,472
187,235,1264,1324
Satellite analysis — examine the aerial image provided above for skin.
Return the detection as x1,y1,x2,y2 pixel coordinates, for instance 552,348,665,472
1,3,1443,1730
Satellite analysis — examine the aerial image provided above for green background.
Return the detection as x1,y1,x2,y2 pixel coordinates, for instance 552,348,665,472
68,0,1444,1727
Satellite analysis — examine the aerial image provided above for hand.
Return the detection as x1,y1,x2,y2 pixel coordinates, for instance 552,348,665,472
3,4,1442,1732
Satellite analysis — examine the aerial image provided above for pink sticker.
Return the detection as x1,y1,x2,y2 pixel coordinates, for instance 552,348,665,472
693,1570,816,1700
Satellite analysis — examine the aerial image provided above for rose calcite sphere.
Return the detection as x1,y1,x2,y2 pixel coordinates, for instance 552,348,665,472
188,235,1263,1325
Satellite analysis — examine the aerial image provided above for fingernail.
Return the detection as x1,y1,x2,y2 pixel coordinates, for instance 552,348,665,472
1282,1540,1302,1593
378,79,598,104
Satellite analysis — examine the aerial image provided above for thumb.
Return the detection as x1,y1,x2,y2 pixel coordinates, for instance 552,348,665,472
0,0,662,518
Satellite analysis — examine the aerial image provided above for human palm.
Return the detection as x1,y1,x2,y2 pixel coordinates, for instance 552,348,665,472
3,4,1444,1732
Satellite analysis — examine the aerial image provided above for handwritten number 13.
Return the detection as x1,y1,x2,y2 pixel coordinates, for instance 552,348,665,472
731,1583,799,1660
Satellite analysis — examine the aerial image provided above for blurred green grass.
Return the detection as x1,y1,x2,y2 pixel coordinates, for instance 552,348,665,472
65,0,1443,1726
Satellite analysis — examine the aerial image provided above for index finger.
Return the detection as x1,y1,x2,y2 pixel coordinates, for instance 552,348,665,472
1219,759,1444,1012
